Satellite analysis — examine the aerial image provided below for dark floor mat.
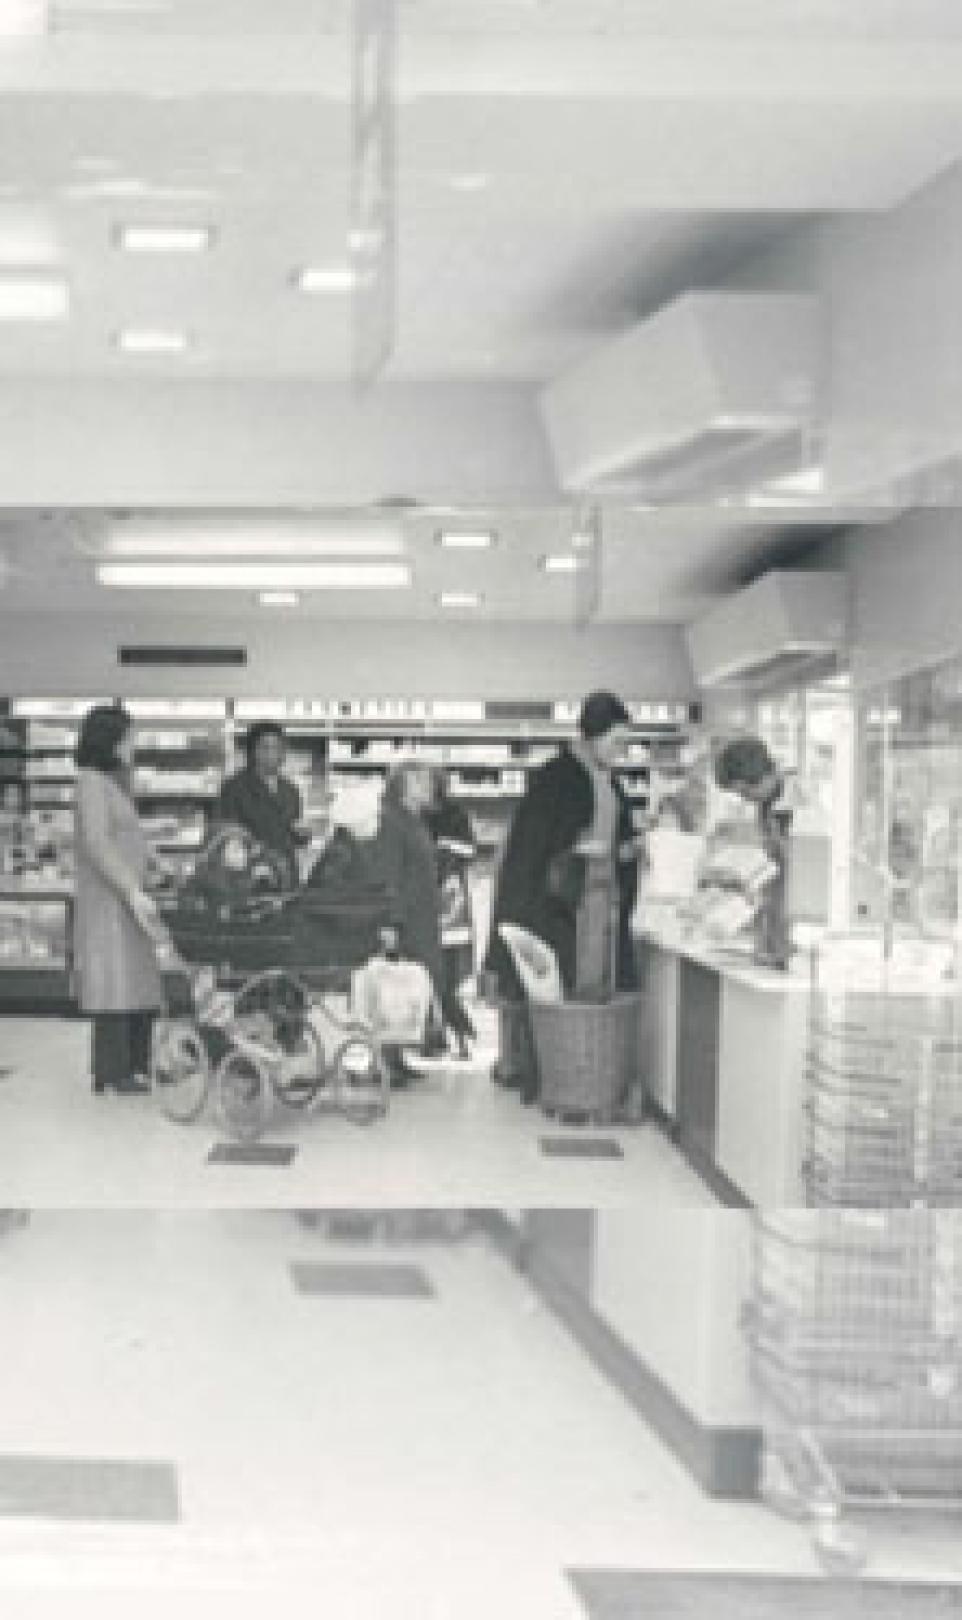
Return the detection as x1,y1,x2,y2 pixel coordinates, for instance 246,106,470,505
290,1261,435,1299
540,1137,623,1159
208,1142,297,1166
0,1456,180,1523
568,1571,962,1619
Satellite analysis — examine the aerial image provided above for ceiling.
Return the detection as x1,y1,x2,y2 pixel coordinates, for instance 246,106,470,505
0,506,842,624
0,0,959,622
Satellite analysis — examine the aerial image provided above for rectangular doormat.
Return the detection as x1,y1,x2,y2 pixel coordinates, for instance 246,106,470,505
208,1142,297,1167
540,1137,623,1159
568,1572,962,1619
290,1262,435,1299
0,1456,180,1523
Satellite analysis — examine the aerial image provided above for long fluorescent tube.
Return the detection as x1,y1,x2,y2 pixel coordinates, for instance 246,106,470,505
97,562,411,591
436,530,495,551
116,224,214,255
296,266,356,295
0,274,68,322
540,553,584,574
101,522,406,559
0,0,48,39
117,329,189,355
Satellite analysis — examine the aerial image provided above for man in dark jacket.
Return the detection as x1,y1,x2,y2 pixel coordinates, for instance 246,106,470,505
213,721,309,885
485,690,642,1031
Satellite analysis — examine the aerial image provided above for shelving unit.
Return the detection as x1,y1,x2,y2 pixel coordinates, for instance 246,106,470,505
0,692,696,1012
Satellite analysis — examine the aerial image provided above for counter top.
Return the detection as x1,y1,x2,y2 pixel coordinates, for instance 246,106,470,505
635,908,962,999
634,909,812,995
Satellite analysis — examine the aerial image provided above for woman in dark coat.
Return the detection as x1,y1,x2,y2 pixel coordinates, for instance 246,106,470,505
378,763,444,997
73,704,166,1095
213,720,309,886
485,692,643,1093
422,767,479,1059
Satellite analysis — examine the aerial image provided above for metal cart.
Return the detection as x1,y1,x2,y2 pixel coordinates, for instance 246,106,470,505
745,1209,962,1572
804,937,962,1206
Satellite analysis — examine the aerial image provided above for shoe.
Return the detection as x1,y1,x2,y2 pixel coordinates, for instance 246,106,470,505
109,1074,151,1096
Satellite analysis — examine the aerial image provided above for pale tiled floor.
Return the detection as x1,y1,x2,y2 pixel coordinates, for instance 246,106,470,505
0,1010,714,1208
0,1214,958,1617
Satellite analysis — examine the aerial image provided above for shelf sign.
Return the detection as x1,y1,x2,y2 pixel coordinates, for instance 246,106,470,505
352,0,397,388
573,503,602,628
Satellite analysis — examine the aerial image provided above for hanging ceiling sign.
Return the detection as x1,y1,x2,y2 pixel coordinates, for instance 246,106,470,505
352,0,398,389
574,502,602,628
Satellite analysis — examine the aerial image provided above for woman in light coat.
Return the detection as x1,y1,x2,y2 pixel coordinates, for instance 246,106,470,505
73,704,164,1095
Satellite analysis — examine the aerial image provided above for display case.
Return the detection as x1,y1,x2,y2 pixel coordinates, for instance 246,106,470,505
855,655,962,945
0,889,73,1008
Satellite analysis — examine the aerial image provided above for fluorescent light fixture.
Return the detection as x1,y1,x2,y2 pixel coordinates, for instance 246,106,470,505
0,273,68,322
436,529,495,551
117,328,189,355
439,591,482,610
540,553,584,575
449,173,490,193
259,591,300,608
0,0,48,39
97,562,411,591
101,520,406,559
767,465,825,496
296,265,356,295
116,224,214,255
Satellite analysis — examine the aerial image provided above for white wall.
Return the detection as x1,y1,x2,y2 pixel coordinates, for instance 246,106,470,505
592,1210,757,1428
0,613,694,702
0,379,557,508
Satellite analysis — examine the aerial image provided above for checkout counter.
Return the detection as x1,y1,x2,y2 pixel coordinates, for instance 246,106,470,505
634,905,810,1206
634,825,962,1209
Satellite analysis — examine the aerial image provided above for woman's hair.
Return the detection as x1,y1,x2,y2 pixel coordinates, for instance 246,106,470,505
384,759,425,812
713,735,775,793
579,689,631,742
244,720,285,766
75,703,132,775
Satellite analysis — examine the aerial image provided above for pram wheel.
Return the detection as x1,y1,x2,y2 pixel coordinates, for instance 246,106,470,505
334,1028,388,1124
152,1018,211,1124
272,1023,324,1111
215,1048,273,1142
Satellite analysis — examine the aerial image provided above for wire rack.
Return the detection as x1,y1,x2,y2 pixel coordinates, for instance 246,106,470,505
803,939,962,1206
746,1210,962,1570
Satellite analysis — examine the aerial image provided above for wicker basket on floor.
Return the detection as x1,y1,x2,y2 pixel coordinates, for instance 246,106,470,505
529,992,642,1120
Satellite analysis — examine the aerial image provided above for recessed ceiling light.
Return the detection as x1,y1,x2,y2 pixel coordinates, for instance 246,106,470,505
449,173,491,193
116,224,214,255
0,273,69,322
295,266,356,295
97,562,411,592
540,553,584,575
0,0,48,39
116,329,189,355
439,591,482,610
436,530,495,551
258,591,300,608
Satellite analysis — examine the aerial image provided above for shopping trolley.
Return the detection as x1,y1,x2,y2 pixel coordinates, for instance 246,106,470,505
744,1209,962,1572
804,935,962,1206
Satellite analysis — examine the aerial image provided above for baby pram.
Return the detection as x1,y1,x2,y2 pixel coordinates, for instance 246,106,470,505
150,826,429,1140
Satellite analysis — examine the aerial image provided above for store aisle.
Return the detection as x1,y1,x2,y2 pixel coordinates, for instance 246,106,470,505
0,1213,958,1618
0,1016,711,1207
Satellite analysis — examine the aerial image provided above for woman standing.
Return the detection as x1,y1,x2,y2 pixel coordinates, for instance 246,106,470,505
485,691,643,1098
423,767,478,1059
73,704,165,1095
